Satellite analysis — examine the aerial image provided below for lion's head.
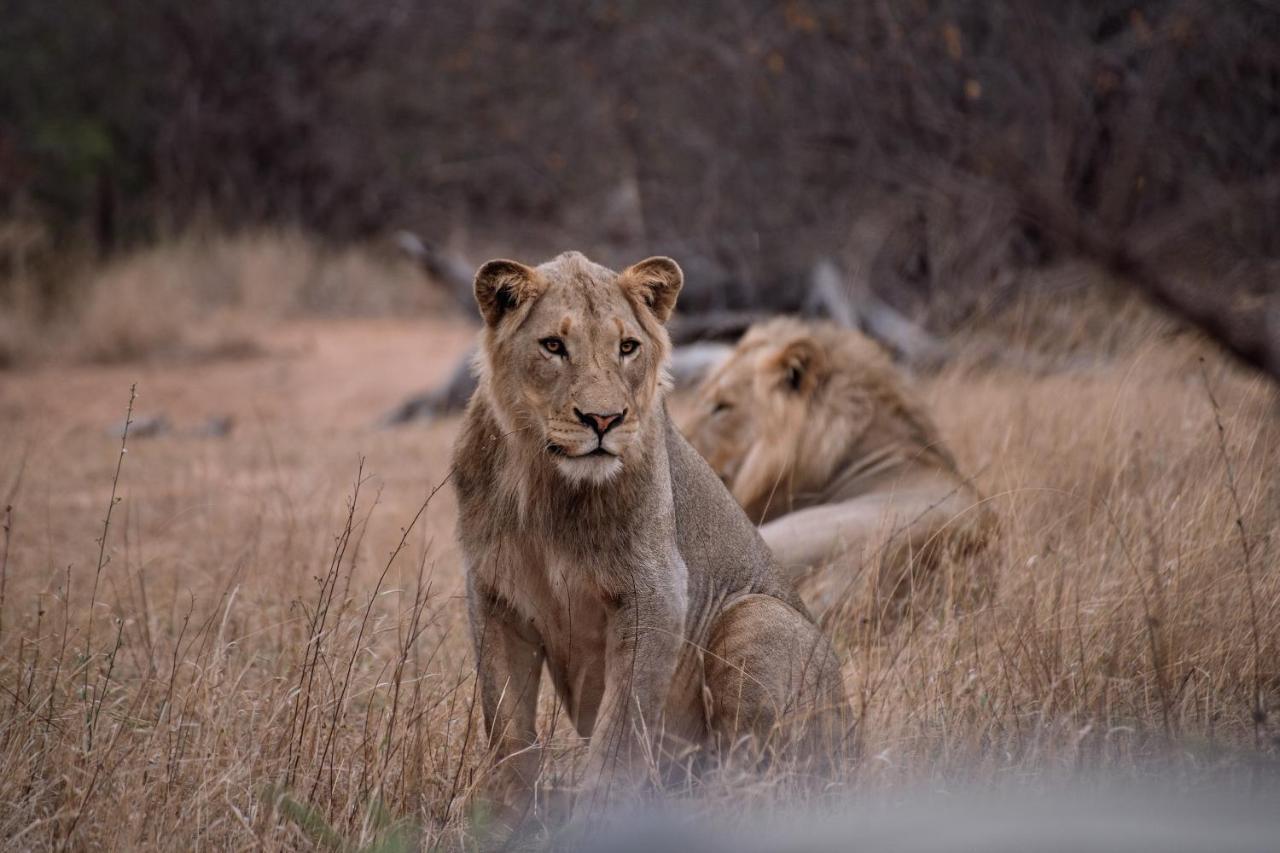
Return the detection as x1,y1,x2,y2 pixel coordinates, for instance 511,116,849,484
473,251,682,485
682,317,954,522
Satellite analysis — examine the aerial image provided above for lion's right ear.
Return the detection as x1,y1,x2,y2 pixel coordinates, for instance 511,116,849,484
474,259,541,327
621,256,683,324
769,338,826,395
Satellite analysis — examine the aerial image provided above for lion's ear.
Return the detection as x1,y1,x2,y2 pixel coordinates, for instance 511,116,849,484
621,256,683,323
770,338,826,395
474,259,541,327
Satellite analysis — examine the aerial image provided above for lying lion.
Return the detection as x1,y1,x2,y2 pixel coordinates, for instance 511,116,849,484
682,317,997,624
451,253,848,826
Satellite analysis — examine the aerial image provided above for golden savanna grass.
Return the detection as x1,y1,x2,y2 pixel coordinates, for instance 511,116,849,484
0,240,1277,849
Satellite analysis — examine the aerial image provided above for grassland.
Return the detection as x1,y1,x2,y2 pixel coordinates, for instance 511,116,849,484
0,240,1276,849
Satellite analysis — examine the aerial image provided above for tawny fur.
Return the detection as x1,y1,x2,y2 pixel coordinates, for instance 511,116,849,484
452,254,848,826
682,317,998,623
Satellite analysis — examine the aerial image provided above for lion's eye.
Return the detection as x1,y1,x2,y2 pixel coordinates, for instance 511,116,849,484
619,338,640,356
712,400,733,415
540,337,567,356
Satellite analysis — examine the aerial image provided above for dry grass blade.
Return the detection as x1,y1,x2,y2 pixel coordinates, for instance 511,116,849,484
82,383,136,756
1198,358,1266,748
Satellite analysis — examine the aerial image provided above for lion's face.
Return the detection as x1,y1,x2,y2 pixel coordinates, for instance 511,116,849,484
475,251,682,485
681,345,763,489
683,318,871,522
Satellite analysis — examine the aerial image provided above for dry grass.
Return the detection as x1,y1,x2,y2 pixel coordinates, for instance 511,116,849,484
0,248,1277,849
0,230,442,368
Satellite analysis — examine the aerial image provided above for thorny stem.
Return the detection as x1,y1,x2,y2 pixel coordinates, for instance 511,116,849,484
312,464,456,803
83,383,136,753
1,503,12,640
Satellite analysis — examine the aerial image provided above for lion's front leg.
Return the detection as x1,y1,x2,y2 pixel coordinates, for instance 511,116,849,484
467,575,546,829
579,560,687,813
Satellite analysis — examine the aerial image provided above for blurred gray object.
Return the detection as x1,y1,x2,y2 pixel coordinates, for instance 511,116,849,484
110,414,170,439
106,414,234,440
667,341,734,388
379,350,479,426
571,787,1280,853
193,415,234,438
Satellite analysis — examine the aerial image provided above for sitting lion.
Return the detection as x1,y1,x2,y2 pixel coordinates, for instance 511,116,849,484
452,253,848,826
681,317,997,624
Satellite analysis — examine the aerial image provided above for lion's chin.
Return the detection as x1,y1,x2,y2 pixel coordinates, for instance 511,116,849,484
554,451,624,485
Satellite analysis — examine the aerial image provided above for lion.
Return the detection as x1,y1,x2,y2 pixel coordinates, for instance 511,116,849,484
451,252,848,827
681,317,997,624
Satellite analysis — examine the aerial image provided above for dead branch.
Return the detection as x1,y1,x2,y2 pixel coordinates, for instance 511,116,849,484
394,231,477,316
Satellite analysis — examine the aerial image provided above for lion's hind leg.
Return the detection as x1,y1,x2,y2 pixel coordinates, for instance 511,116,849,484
703,595,850,781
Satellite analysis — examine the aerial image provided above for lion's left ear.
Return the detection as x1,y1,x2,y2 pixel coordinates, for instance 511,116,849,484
621,256,683,323
474,259,541,327
769,338,826,395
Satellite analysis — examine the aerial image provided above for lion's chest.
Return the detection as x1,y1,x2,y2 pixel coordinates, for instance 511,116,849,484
479,541,613,734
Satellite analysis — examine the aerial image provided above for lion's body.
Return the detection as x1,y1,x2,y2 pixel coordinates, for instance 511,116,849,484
452,254,846,822
683,318,996,621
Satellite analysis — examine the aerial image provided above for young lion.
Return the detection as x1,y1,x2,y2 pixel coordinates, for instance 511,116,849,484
451,252,847,824
682,318,997,623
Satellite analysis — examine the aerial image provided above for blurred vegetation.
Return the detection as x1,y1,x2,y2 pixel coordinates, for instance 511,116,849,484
1,1,1277,313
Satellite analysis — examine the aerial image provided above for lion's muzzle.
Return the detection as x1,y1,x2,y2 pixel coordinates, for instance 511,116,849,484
574,407,627,438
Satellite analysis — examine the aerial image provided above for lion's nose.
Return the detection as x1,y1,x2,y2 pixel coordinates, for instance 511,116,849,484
574,407,626,437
